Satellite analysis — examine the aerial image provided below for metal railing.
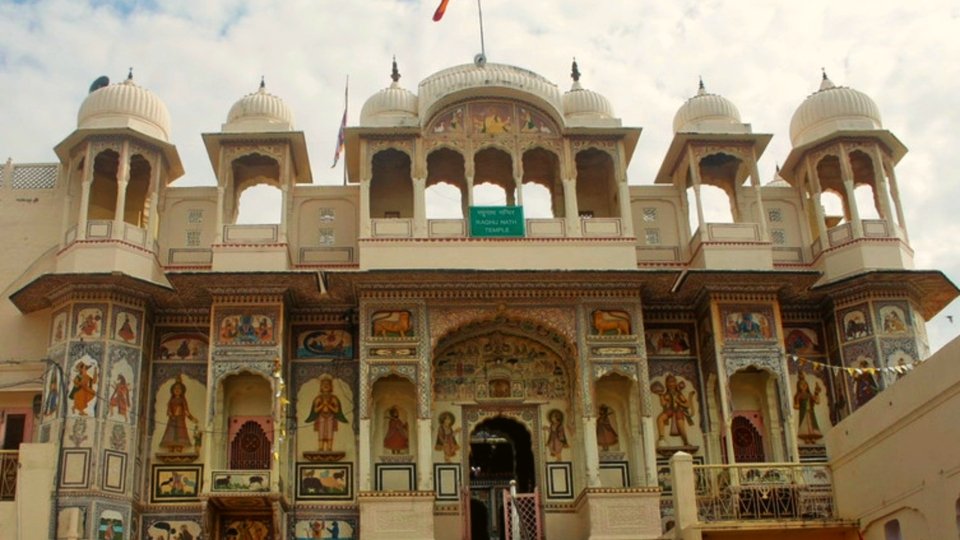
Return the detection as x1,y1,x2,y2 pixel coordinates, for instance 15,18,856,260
0,450,18,500
693,462,835,522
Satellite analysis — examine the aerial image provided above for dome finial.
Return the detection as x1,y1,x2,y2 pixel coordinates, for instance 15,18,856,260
127,67,133,81
819,67,836,91
698,76,706,95
571,58,581,83
259,76,265,90
391,56,400,84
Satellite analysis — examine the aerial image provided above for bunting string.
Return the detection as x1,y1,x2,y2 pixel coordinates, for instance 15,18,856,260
788,353,925,377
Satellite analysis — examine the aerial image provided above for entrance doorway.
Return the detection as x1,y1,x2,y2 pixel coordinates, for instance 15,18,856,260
468,416,535,540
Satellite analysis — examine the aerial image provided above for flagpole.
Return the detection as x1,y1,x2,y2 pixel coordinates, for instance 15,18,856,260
343,75,348,186
477,0,486,61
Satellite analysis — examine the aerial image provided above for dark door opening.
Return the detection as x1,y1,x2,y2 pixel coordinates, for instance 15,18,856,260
2,415,25,450
468,416,535,540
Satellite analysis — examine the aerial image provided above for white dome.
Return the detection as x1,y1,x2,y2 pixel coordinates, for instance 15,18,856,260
563,80,614,122
77,76,171,142
360,82,419,127
673,83,742,133
224,83,294,132
418,62,564,124
789,74,882,147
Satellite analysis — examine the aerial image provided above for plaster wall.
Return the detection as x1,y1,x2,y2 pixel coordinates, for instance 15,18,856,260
826,336,960,539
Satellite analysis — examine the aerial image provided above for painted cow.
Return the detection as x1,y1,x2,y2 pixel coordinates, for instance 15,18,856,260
372,310,412,337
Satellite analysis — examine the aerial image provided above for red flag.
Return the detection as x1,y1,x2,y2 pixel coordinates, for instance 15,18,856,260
433,0,450,21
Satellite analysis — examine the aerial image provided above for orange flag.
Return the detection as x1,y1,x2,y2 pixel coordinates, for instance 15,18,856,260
433,0,450,21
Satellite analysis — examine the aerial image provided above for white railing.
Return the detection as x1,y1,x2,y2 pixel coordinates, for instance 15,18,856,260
693,462,835,522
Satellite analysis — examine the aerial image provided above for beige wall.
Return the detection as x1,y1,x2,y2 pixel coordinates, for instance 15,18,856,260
827,336,960,539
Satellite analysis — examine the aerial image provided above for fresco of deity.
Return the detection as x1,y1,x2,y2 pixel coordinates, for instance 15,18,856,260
159,375,198,453
69,361,98,416
434,411,460,462
882,308,908,333
793,371,823,444
109,374,132,421
546,409,568,460
853,359,880,408
383,406,409,454
651,374,697,447
76,309,102,337
596,404,619,451
305,376,347,452
116,313,136,343
43,372,59,417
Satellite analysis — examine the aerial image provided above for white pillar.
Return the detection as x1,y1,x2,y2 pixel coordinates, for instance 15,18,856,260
77,145,94,240
838,144,864,238
749,149,769,241
113,141,130,238
562,177,581,237
583,416,601,487
413,177,427,238
360,178,371,238
641,416,658,486
359,417,372,491
214,186,225,244
417,418,433,491
617,179,633,237
805,158,829,245
279,184,289,243
885,158,909,242
686,148,706,235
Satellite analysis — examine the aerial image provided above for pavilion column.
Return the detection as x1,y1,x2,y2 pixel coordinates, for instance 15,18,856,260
838,144,864,239
749,149,769,241
113,141,130,239
77,145,94,241
413,177,427,238
582,415,601,487
686,148,706,236
215,186,225,244
868,147,895,225
805,158,829,246
885,157,909,242
562,177,581,237
617,178,633,237
417,418,433,491
640,416,658,486
279,148,292,243
360,177,371,238
462,175,475,218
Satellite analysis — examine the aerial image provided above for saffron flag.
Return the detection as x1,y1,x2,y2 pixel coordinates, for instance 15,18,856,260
433,0,450,21
331,78,348,168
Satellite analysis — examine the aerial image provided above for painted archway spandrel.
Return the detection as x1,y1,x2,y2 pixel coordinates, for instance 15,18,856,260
223,143,284,163
428,306,576,351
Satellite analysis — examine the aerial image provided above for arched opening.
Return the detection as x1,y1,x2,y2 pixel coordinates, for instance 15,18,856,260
820,190,845,226
427,148,467,219
854,184,881,220
575,148,617,218
595,373,636,487
89,150,119,220
469,416,535,540
884,519,902,540
474,147,515,206
850,150,885,220
370,149,413,218
726,368,786,463
236,184,282,224
230,153,281,224
124,154,151,227
522,147,562,219
371,375,417,490
220,372,273,471
686,184,735,234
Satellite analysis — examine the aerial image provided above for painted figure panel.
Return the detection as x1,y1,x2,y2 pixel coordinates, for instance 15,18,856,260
106,359,134,423
649,364,701,453
382,405,410,455
842,340,881,409
644,325,695,356
145,518,201,540
151,465,201,502
113,308,140,345
784,326,823,356
68,354,100,417
152,373,205,460
433,331,569,402
590,309,632,336
876,302,911,335
75,306,104,339
52,309,68,344
157,332,208,361
43,368,61,419
294,327,353,359
296,463,352,500
434,411,461,462
370,310,414,338
839,304,872,342
789,366,831,445
545,408,569,461
720,305,775,341
471,102,514,135
222,517,272,540
97,510,124,540
218,311,277,346
294,518,356,540
297,375,354,460
880,337,919,385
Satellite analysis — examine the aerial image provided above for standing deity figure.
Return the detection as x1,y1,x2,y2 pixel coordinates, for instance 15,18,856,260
383,405,409,454
305,376,347,452
596,404,619,451
793,371,823,444
159,375,197,453
652,374,696,446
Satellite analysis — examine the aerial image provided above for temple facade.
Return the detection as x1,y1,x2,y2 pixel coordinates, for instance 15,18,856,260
0,58,955,540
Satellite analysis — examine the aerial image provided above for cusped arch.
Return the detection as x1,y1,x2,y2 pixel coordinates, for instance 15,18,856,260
423,96,563,134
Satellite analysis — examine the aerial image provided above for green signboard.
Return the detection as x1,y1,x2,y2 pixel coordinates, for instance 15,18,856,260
469,206,525,238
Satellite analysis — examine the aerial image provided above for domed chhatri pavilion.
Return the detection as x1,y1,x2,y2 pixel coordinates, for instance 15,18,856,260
0,59,955,540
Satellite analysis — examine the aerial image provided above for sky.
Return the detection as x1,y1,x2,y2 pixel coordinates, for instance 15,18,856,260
0,0,958,350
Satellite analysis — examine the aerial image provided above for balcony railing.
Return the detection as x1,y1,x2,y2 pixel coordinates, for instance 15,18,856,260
693,462,836,522
0,450,18,500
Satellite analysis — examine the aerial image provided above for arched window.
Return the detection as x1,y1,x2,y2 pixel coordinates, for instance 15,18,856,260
884,518,902,540
235,184,282,224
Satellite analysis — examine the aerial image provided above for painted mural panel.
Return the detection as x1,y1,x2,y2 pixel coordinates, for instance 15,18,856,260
52,308,68,344
787,363,832,446
42,368,62,419
783,326,823,356
157,332,208,361
217,309,278,346
97,509,124,540
838,303,872,342
222,517,272,540
880,337,919,385
545,408,570,461
589,309,632,336
644,324,695,356
151,367,206,462
648,359,703,454
144,517,201,540
370,310,414,338
719,304,776,341
293,518,356,540
68,353,100,417
433,410,461,463
296,372,355,462
106,356,135,423
427,101,558,137
151,465,201,502
876,301,912,336
842,340,881,409
75,305,105,339
293,326,353,359
112,307,141,345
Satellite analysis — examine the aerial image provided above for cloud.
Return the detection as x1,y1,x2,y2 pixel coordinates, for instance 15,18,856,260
0,0,957,348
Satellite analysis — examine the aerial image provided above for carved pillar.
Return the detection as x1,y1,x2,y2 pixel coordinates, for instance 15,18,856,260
583,415,601,487
359,177,371,238
417,418,433,491
640,416,658,486
749,148,769,241
838,144,864,238
413,177,427,238
868,146,894,225
279,184,289,243
562,177,581,237
112,141,130,240
687,148,706,235
215,186,225,244
359,417,372,491
805,157,829,245
617,179,633,237
885,157,909,242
